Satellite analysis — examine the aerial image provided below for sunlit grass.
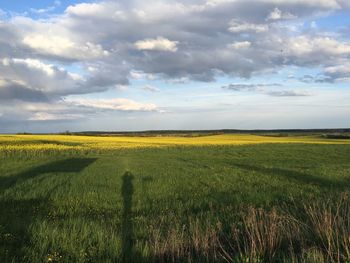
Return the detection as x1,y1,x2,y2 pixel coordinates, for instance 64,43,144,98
0,137,350,262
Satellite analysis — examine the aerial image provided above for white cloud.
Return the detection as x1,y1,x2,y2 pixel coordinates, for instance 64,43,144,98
228,20,268,33
115,84,129,90
23,35,109,60
322,62,350,82
205,0,236,6
11,58,55,76
287,36,350,57
30,0,61,14
1,58,10,66
66,3,106,16
228,41,251,49
0,57,85,95
67,98,158,111
64,2,126,19
135,37,179,52
1,101,85,122
65,1,128,23
29,112,80,121
325,64,350,74
130,70,156,80
266,90,310,97
222,83,310,97
267,7,296,20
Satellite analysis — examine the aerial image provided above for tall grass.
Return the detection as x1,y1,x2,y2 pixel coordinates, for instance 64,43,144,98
142,194,350,262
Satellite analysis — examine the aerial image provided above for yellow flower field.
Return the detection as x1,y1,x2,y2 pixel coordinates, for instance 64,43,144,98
0,134,349,154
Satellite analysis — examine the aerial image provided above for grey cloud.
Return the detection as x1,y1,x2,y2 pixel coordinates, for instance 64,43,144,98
82,60,130,90
0,57,129,100
142,85,160,92
222,84,260,91
0,96,158,126
266,90,310,97
222,83,310,97
0,57,85,96
299,75,316,83
222,83,282,91
1,0,349,84
0,80,48,102
321,62,350,83
299,74,333,83
299,62,350,83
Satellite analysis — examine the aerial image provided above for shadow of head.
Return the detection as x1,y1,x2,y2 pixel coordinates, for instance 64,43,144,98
122,171,134,196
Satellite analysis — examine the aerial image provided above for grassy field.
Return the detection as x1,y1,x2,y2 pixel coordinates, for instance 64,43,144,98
0,134,350,262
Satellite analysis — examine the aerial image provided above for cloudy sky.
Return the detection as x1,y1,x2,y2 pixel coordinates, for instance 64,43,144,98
0,0,349,132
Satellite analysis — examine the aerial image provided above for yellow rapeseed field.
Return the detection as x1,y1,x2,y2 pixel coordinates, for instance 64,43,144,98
0,134,349,155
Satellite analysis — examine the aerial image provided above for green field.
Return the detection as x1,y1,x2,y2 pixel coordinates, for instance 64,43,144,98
1,135,350,262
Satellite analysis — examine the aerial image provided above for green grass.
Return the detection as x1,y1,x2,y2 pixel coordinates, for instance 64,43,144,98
1,144,350,262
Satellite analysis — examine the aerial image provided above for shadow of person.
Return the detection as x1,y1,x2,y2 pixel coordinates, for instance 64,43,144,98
0,157,97,262
121,171,154,262
121,171,135,262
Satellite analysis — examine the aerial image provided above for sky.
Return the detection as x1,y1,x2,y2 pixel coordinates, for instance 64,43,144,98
0,0,349,132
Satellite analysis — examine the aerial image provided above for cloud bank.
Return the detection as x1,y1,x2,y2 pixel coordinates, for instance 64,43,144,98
0,0,349,131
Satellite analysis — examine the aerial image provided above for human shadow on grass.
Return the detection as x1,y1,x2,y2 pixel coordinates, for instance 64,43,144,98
121,171,134,262
0,158,96,262
121,172,157,262
233,163,350,190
